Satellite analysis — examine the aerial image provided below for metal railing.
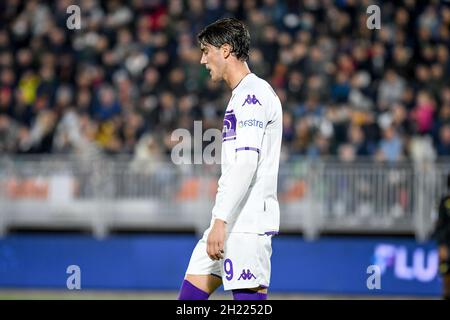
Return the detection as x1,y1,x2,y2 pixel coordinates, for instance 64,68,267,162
0,155,449,240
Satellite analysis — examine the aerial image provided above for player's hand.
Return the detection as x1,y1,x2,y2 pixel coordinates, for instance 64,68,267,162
207,219,226,261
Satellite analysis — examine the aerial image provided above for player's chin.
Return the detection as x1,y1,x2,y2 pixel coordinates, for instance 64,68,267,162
209,71,220,82
210,74,221,82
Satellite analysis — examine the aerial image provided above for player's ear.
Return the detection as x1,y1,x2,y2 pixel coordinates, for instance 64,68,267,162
221,44,232,59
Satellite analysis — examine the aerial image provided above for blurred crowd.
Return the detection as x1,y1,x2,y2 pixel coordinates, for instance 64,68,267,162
0,0,450,164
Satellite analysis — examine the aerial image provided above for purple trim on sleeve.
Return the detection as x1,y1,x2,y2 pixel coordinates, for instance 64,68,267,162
264,231,279,236
223,137,237,142
225,109,234,114
235,147,260,153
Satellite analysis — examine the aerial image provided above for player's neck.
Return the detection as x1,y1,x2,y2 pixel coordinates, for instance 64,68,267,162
224,62,252,91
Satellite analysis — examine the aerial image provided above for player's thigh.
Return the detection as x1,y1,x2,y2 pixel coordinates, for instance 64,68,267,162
185,233,222,294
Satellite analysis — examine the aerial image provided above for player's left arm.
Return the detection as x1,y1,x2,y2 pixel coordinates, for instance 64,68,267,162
212,92,266,222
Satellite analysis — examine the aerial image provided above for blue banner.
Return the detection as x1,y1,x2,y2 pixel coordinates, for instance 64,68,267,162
0,234,442,296
271,236,440,296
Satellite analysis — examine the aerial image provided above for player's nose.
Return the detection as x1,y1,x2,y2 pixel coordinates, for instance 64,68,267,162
200,53,207,65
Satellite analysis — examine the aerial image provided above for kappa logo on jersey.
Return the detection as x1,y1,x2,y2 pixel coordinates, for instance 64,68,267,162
238,269,256,280
242,94,261,106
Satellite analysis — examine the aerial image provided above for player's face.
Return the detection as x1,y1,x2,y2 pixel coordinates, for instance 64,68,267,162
200,43,225,82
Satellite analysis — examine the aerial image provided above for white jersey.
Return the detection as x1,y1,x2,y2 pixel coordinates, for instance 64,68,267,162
211,73,282,234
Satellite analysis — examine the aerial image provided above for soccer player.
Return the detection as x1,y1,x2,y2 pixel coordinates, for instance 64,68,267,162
178,18,282,300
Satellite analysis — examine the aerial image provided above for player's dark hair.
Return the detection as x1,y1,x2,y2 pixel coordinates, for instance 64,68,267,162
197,18,250,61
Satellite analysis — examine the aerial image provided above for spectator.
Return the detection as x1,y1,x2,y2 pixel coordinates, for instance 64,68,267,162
347,124,370,157
92,85,121,121
377,69,406,112
376,126,404,162
0,0,448,163
436,124,450,157
411,90,436,135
